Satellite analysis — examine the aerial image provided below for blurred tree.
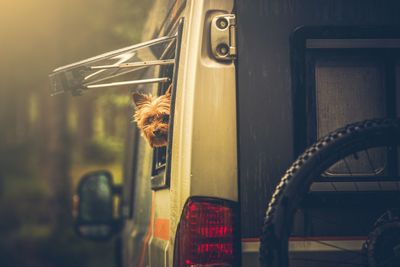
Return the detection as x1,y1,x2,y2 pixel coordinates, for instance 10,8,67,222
75,96,95,157
0,0,155,266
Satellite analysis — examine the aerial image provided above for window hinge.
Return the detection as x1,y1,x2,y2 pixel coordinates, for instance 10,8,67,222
210,14,236,61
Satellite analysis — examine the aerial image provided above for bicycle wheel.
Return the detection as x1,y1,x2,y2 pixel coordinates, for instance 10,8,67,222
260,118,400,267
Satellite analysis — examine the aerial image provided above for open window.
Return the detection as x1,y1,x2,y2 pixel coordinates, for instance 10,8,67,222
49,33,177,96
150,19,183,190
49,18,184,191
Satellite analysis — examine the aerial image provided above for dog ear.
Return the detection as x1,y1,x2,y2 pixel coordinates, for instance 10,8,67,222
165,85,172,97
132,93,151,109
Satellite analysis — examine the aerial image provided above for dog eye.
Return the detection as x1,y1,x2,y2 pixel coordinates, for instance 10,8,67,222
146,116,154,124
162,115,169,123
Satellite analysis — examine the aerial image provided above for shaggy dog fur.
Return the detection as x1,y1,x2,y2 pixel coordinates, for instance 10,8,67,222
132,86,171,147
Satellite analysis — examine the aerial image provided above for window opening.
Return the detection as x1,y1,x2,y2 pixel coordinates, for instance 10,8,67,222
49,17,184,191
151,34,177,176
150,18,184,189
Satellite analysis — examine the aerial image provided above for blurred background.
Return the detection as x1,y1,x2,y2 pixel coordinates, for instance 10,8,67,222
0,0,154,266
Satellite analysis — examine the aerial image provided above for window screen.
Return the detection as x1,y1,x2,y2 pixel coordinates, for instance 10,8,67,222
290,29,400,191
315,59,386,136
315,59,387,176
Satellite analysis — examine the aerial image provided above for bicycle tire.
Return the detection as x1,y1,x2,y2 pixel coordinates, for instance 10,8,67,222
259,118,400,267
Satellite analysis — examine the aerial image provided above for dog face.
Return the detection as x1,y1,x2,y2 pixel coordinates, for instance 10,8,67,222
132,86,171,147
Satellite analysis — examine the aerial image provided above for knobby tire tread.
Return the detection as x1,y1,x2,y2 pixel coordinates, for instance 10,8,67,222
259,118,400,267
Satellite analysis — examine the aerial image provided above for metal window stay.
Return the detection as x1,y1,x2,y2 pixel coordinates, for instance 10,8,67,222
49,34,177,96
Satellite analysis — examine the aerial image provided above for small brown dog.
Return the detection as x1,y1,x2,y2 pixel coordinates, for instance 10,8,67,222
132,86,171,147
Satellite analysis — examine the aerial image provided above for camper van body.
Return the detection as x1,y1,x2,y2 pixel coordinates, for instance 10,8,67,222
50,0,400,266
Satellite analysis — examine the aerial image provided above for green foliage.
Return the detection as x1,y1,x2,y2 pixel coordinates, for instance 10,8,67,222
110,0,155,42
0,0,156,266
0,0,153,267
83,137,123,165
96,94,131,108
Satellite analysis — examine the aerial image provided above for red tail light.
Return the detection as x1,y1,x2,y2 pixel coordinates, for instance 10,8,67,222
174,197,240,267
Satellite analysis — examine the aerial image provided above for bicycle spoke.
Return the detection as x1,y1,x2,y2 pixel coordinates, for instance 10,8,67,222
260,118,400,267
364,148,384,190
343,158,359,191
343,158,353,176
364,149,376,173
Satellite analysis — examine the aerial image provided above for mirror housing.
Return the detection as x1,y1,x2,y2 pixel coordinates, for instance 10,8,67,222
73,170,121,241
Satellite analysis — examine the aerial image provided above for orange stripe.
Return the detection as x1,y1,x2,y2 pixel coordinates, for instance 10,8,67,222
154,218,170,240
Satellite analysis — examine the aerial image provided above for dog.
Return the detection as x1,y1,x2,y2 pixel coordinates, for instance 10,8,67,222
132,85,171,148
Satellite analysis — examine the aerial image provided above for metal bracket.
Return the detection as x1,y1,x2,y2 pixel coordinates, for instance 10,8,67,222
210,14,236,61
49,35,177,96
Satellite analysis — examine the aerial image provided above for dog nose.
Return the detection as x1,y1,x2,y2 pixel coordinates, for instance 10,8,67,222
153,129,161,136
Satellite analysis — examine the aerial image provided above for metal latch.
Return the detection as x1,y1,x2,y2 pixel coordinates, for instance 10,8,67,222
210,14,236,61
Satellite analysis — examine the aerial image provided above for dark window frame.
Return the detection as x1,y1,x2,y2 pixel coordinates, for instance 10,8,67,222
291,26,400,182
150,18,184,190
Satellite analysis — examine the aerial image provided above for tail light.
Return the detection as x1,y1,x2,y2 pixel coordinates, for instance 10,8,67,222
174,197,240,267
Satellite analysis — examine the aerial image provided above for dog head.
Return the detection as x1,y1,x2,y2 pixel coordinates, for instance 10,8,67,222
132,86,171,147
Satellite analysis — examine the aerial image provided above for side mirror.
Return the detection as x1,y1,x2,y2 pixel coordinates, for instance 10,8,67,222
73,170,121,241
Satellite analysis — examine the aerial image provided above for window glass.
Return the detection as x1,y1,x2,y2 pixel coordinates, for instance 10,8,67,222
49,35,176,96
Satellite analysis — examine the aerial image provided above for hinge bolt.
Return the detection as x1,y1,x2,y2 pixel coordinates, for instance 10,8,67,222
211,14,236,61
217,43,229,56
216,17,229,30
